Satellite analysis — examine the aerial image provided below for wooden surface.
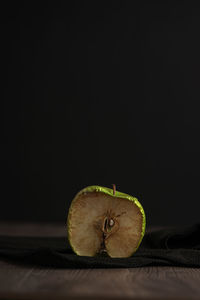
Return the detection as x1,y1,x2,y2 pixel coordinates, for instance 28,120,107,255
0,222,200,300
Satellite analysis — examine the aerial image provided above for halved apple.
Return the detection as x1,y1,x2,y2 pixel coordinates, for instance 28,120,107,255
67,185,146,258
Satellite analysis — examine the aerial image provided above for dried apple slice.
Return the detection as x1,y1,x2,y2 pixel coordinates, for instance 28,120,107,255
67,185,146,258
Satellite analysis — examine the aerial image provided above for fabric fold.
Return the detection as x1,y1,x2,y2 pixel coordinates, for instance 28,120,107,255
1,224,200,268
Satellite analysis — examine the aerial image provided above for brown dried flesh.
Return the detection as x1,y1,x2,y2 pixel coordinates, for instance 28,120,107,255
68,191,143,258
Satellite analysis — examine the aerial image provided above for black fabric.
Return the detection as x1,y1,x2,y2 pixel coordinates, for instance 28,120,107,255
1,224,200,268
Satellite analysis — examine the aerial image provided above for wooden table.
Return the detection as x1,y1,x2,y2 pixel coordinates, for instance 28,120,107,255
0,222,200,300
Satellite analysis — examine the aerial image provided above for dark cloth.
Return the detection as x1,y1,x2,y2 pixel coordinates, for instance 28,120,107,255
1,224,200,268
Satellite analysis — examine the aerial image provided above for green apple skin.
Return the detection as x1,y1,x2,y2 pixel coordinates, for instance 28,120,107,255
67,185,146,256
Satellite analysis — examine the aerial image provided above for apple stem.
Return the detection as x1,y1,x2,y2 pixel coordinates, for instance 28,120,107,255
112,184,116,195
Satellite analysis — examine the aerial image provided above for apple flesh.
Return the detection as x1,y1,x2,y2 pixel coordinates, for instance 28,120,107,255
67,185,146,258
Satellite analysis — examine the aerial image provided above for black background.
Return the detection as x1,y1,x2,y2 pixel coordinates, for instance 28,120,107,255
1,1,200,226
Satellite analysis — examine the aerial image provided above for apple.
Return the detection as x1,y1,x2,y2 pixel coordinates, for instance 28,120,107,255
67,185,146,258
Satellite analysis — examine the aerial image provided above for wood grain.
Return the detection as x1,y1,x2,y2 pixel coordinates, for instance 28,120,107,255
0,222,200,300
